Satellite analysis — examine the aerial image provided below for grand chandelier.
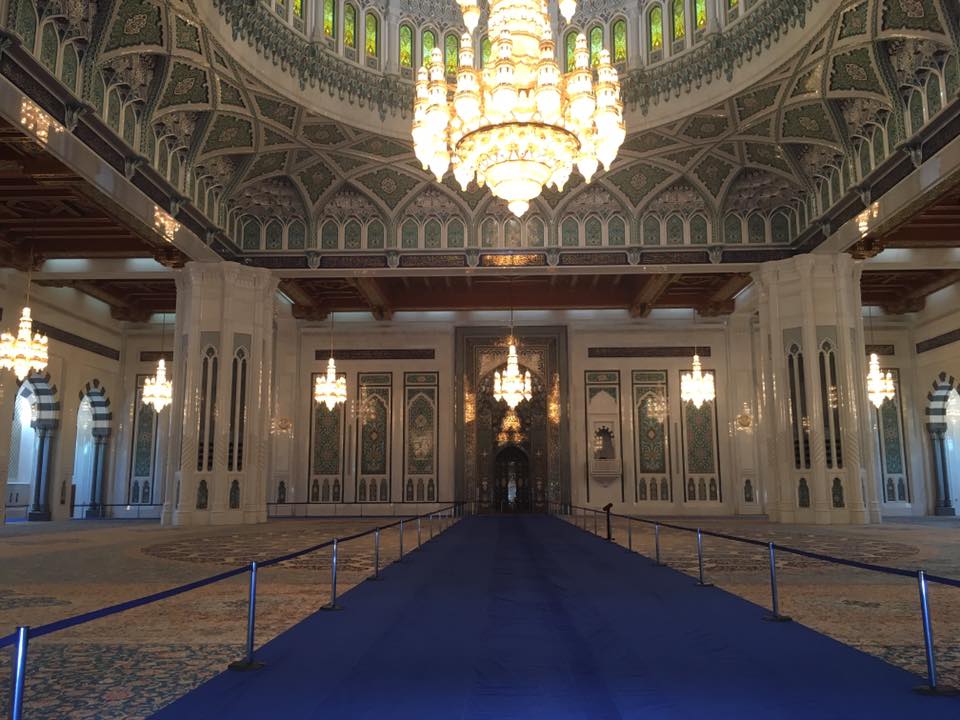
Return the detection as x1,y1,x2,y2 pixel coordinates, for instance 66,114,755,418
414,0,624,217
866,353,895,408
143,315,173,412
681,354,715,409
494,341,532,409
314,314,347,410
0,261,48,382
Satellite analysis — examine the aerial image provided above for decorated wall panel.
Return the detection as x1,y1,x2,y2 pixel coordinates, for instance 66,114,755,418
585,371,623,502
403,372,439,503
129,378,159,505
876,369,909,504
309,372,345,503
356,373,392,503
679,369,720,503
632,370,671,503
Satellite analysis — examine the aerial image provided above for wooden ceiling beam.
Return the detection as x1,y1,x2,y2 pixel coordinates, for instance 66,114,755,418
348,277,394,321
629,274,676,318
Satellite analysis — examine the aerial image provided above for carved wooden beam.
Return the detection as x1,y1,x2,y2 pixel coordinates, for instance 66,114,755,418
348,277,393,321
629,274,675,318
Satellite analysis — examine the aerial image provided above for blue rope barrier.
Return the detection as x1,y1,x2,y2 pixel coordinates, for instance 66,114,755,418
0,504,461,646
564,504,960,589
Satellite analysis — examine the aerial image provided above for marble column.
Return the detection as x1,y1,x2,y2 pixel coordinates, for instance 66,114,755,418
162,262,278,527
755,254,875,524
28,428,53,521
626,6,641,71
928,428,956,515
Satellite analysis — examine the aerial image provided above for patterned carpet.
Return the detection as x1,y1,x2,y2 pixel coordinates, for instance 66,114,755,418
0,514,958,718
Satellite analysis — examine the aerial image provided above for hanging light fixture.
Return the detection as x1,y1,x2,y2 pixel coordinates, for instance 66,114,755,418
680,350,715,409
314,313,347,410
0,256,49,381
865,306,895,409
415,0,624,217
494,289,531,409
142,314,173,412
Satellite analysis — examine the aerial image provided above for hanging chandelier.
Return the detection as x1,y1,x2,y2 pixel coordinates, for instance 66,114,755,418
0,259,48,382
314,314,347,410
646,391,668,424
680,354,715,409
866,353,895,409
494,341,532,409
414,0,624,217
142,314,173,412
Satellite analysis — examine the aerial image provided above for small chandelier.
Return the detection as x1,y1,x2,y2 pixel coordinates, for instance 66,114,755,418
154,206,180,242
866,353,895,409
865,307,895,409
0,260,48,381
314,314,347,410
415,0,624,216
143,315,172,412
646,391,668,424
20,98,63,145
681,353,715,409
496,407,526,445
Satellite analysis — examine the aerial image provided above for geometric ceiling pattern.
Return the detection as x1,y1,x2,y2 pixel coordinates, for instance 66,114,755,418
3,0,959,264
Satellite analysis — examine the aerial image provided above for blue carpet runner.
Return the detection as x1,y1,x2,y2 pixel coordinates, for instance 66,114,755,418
152,515,957,719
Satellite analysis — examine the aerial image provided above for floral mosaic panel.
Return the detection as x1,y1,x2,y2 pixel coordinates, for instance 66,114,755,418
633,371,668,475
132,384,157,479
358,374,391,484
680,369,718,483
404,373,438,500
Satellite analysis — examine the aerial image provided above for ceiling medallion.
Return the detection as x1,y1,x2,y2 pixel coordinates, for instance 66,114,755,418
314,314,347,410
414,0,624,217
680,353,714,408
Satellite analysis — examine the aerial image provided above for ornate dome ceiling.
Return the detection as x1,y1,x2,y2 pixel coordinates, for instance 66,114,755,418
3,0,959,266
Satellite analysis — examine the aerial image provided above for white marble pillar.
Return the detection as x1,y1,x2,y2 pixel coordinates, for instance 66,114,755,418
626,6,641,70
756,254,874,524
162,262,278,526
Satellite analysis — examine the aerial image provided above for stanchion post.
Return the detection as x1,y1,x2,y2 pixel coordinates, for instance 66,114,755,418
593,509,598,535
763,542,791,622
627,518,632,552
230,562,265,670
695,529,713,587
430,514,435,540
654,523,663,566
603,503,613,542
399,520,404,560
417,516,422,550
8,626,28,720
322,539,343,610
373,528,382,580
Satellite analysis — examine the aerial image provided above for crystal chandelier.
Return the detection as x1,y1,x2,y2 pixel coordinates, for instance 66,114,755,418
0,261,48,381
415,0,624,217
646,391,668,424
866,353,895,409
314,314,347,410
496,407,526,445
494,341,532,409
681,354,715,409
143,315,173,412
20,98,63,145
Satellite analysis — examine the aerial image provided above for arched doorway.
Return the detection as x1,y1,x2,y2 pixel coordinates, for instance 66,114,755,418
71,398,95,518
5,391,38,522
943,389,960,509
494,445,530,512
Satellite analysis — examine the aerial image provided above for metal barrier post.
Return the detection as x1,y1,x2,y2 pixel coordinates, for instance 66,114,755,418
627,518,633,552
430,514,435,540
604,503,613,542
399,519,405,560
229,562,265,670
417,516,422,550
372,528,382,581
8,626,28,720
322,539,343,610
763,543,791,622
695,529,713,587
593,509,598,535
915,569,942,694
654,523,663,566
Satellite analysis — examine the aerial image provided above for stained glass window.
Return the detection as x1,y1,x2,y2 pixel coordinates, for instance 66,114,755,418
445,34,459,75
344,4,356,48
365,13,378,57
565,31,577,71
613,19,627,63
694,0,706,29
422,30,437,64
323,0,335,38
672,1,685,41
729,0,738,7
481,36,492,67
589,26,603,67
399,24,413,68
649,7,663,51
293,0,303,19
